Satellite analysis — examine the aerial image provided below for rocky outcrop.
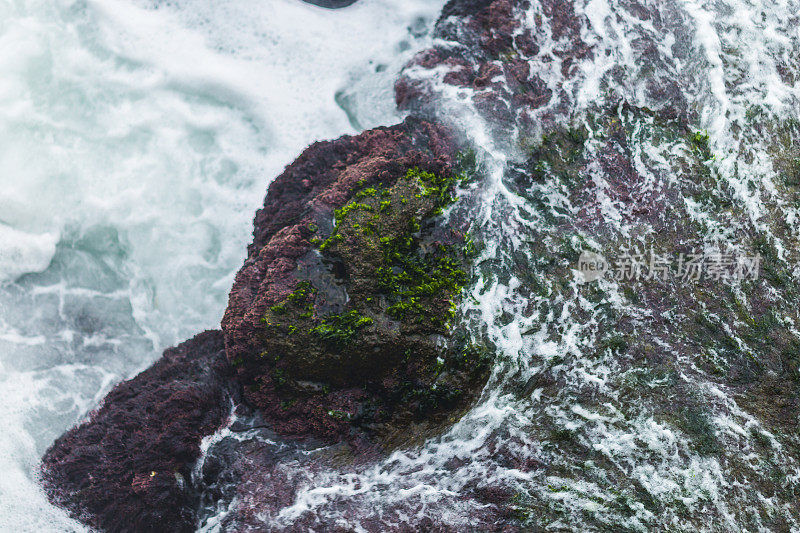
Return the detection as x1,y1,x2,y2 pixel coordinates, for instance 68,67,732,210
395,0,605,142
37,3,535,531
396,0,558,128
222,117,489,441
39,0,800,530
40,331,233,533
41,118,493,531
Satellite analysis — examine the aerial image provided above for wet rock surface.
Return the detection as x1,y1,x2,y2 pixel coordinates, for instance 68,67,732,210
496,106,800,528
397,0,687,139
39,0,800,530
40,118,495,531
221,117,489,442
396,0,564,135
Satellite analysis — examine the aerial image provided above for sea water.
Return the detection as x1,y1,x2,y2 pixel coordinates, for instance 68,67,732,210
259,0,800,530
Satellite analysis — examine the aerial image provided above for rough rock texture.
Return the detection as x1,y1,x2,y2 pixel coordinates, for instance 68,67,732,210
195,418,522,532
396,0,623,143
41,331,233,533
39,0,800,530
494,102,800,528
397,0,689,137
396,0,555,129
222,117,490,442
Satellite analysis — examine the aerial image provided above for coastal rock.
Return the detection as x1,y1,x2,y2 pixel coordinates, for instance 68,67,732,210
37,0,800,530
40,331,234,533
222,117,490,442
396,0,559,131
40,117,494,532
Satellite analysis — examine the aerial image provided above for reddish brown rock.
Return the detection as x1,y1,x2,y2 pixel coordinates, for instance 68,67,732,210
397,0,589,130
223,118,456,371
221,117,489,442
40,331,233,533
39,117,493,533
39,6,522,530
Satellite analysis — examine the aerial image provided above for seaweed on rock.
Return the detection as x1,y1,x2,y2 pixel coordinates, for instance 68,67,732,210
248,166,489,442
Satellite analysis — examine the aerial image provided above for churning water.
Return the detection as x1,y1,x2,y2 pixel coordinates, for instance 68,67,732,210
0,0,443,530
5,0,800,530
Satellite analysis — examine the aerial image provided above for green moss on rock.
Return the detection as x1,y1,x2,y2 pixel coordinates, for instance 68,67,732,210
250,167,489,438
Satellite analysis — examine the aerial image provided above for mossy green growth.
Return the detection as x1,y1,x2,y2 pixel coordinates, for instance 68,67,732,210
455,149,480,185
246,164,490,445
690,130,713,160
406,166,458,209
379,244,467,326
261,281,316,327
256,166,475,395
317,167,468,330
310,310,374,348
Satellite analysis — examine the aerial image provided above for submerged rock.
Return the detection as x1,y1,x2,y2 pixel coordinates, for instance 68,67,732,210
39,0,800,530
397,0,560,133
40,331,234,533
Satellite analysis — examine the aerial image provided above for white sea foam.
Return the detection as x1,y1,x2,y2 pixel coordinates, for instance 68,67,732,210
261,0,800,530
0,225,58,282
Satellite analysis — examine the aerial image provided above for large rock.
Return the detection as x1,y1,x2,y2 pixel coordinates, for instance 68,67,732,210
301,0,359,7
222,117,490,441
396,0,592,137
39,118,494,532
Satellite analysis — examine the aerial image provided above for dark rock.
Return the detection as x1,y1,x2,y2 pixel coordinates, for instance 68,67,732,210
439,0,497,21
300,0,359,8
222,117,490,442
194,403,519,532
40,331,234,533
40,117,494,532
39,3,541,529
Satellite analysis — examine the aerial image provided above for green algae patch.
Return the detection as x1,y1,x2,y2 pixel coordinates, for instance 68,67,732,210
310,310,374,348
316,167,467,332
